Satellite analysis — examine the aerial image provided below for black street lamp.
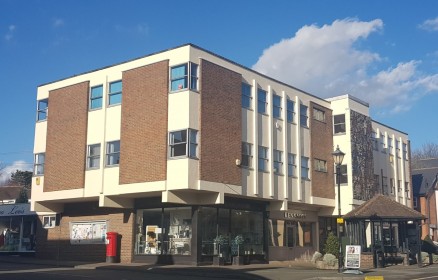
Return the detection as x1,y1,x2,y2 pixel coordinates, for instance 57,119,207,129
332,145,345,273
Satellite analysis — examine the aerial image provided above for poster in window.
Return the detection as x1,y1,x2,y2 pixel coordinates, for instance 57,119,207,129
70,221,107,245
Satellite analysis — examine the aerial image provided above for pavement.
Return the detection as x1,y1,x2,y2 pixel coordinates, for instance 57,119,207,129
0,255,437,280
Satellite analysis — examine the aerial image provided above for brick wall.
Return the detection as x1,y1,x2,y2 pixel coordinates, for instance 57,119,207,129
36,202,134,263
119,60,169,184
44,81,89,192
199,60,242,186
309,102,334,199
360,253,374,269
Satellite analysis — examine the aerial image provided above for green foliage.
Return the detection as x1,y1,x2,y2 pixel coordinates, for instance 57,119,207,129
322,253,337,266
15,187,29,203
214,235,228,245
234,235,244,245
10,170,32,189
324,232,339,258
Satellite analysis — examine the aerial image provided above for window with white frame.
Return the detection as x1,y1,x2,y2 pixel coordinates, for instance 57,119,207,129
106,140,120,166
336,164,348,184
170,63,198,91
390,178,395,194
43,215,56,228
388,137,393,154
380,133,386,152
403,143,408,160
108,80,122,105
382,176,388,195
258,146,268,172
257,89,267,114
169,129,198,158
372,130,379,151
87,144,101,169
396,140,401,157
273,149,283,174
90,85,103,110
34,153,45,175
37,99,48,121
314,159,327,172
405,182,410,198
287,100,295,123
241,142,253,168
300,104,308,127
313,108,325,122
273,95,282,119
301,156,309,179
288,153,296,177
242,83,252,109
333,114,346,134
398,180,402,192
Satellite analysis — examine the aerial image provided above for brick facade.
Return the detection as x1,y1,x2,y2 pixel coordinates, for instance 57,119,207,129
309,102,335,199
36,202,134,263
199,60,242,186
44,81,89,192
119,60,169,184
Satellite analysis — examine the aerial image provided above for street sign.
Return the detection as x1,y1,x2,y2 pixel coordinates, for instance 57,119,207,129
337,217,344,224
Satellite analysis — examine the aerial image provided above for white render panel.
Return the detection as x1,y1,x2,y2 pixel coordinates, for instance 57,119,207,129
84,169,102,197
167,159,199,190
33,121,47,153
168,92,191,131
105,106,121,141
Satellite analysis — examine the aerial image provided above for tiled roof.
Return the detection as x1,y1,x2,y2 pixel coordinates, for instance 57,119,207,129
0,186,30,201
344,194,424,220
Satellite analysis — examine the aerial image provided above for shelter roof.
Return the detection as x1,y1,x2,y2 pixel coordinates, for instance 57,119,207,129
344,194,424,220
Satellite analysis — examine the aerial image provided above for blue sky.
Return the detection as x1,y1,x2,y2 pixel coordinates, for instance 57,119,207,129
1,0,437,181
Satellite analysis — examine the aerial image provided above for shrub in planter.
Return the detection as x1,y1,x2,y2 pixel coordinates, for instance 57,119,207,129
324,232,339,258
311,251,323,263
323,253,338,267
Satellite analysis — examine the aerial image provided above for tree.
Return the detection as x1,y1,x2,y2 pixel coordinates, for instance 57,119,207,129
411,142,438,169
324,232,340,258
10,170,32,189
15,187,29,203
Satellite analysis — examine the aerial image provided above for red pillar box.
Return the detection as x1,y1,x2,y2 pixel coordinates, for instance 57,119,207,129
106,232,119,263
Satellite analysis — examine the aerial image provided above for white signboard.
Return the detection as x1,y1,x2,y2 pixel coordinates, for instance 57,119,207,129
345,245,361,269
69,221,107,245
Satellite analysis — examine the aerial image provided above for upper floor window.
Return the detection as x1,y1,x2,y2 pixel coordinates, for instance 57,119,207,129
273,95,282,119
273,149,283,174
372,130,379,151
335,164,348,184
257,89,267,114
405,182,410,198
300,104,308,127
34,153,45,175
301,156,309,179
380,133,386,152
87,144,101,169
314,159,327,172
258,146,268,172
313,108,325,122
396,140,401,157
390,178,395,194
241,142,253,168
382,176,388,195
287,100,295,123
108,81,122,106
403,143,408,160
43,215,56,228
106,140,120,166
169,129,198,158
37,99,48,121
90,85,103,110
242,83,252,109
388,137,393,154
288,153,296,177
170,63,198,91
333,114,345,134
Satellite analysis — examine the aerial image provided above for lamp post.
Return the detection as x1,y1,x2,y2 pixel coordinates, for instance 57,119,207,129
332,145,345,273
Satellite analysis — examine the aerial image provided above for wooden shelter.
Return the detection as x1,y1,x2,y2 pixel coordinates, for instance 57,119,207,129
343,194,425,267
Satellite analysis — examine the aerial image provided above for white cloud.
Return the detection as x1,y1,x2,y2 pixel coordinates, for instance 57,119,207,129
0,161,32,184
419,17,438,31
4,24,16,41
252,18,438,114
53,18,64,28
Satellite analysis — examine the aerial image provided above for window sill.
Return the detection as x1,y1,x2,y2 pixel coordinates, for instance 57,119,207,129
107,103,121,108
36,119,47,123
89,107,102,112
86,167,100,171
105,164,120,168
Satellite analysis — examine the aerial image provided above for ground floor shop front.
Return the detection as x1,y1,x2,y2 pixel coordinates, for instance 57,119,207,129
36,197,329,265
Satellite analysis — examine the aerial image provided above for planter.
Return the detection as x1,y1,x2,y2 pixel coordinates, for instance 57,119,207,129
213,256,225,266
232,256,245,266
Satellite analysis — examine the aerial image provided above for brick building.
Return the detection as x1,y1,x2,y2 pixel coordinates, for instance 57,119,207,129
31,44,412,264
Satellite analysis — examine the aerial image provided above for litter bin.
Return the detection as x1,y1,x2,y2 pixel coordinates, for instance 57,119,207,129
375,250,385,268
106,232,119,263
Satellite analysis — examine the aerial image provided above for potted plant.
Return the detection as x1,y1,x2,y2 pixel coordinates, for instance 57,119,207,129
232,235,245,265
213,235,227,266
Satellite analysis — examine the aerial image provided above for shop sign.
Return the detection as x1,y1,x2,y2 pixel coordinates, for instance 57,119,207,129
0,204,34,217
284,212,306,219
